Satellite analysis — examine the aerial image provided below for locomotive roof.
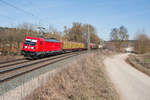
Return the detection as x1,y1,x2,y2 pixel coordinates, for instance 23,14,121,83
44,38,60,42
25,36,60,42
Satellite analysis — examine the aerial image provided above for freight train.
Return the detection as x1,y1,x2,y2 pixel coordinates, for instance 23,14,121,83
21,36,98,59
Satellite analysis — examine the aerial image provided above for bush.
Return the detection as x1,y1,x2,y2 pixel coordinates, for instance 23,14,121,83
134,34,150,54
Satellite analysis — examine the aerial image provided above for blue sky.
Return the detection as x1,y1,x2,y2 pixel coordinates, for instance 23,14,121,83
0,0,150,40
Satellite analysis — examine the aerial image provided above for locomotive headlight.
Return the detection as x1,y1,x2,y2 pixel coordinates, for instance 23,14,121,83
24,46,27,49
31,47,36,50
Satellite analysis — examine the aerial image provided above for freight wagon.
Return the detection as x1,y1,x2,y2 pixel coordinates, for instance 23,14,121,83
62,41,85,51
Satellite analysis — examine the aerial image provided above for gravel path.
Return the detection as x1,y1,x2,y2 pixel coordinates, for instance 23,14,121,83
104,54,150,100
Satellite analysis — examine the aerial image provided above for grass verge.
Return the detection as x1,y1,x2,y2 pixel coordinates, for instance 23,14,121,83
127,54,150,77
24,50,119,100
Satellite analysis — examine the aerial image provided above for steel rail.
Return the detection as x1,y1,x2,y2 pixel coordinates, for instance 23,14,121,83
0,51,81,68
0,52,79,73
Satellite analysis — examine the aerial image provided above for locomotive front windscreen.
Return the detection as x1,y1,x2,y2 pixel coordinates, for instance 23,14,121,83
24,39,37,46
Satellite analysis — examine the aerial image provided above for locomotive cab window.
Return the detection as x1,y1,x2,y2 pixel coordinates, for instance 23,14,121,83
24,39,37,46
30,39,37,46
24,39,31,45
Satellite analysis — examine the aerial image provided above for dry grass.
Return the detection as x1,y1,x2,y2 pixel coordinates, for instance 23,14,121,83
24,51,119,100
127,54,150,76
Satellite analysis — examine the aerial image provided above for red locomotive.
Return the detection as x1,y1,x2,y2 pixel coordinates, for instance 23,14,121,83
21,36,62,58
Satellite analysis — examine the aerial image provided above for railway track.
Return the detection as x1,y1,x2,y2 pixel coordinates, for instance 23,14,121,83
0,52,76,69
0,51,85,82
0,58,25,65
0,59,30,68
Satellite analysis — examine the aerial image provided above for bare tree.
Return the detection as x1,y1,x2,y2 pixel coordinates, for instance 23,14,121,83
44,25,62,40
119,26,129,41
110,26,129,50
0,23,39,56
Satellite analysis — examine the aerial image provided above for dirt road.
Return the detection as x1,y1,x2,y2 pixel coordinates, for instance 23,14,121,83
104,54,150,100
